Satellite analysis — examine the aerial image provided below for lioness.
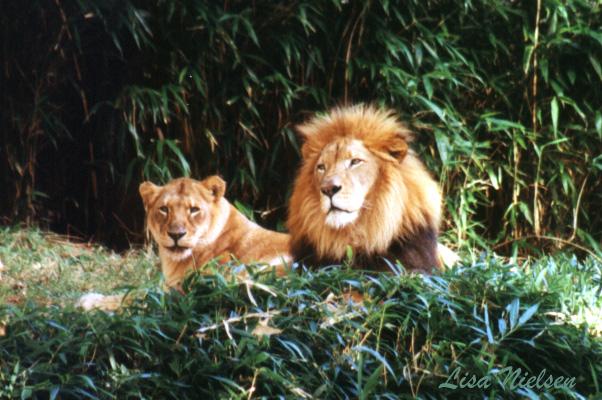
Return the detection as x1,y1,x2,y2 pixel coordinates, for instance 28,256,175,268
78,176,291,310
288,104,457,272
140,176,292,288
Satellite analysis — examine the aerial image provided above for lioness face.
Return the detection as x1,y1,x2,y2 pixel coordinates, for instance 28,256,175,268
314,138,379,228
139,176,227,260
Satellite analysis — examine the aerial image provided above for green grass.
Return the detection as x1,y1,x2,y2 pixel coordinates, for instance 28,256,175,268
1,227,601,399
0,227,159,307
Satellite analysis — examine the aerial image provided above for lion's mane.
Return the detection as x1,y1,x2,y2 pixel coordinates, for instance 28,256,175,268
287,104,442,271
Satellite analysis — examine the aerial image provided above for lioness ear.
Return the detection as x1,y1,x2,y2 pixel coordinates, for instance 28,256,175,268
202,175,226,201
139,181,160,210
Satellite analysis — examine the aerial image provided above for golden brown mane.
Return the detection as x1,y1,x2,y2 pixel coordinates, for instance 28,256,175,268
287,104,442,272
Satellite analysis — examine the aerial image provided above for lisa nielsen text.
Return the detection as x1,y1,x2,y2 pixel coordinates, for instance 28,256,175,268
438,366,576,391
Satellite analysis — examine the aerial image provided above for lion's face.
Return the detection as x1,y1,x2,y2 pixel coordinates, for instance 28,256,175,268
139,176,227,261
288,105,442,268
314,138,380,228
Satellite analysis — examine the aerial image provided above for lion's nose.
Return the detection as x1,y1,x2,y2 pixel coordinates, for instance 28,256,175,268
168,230,186,242
321,182,342,198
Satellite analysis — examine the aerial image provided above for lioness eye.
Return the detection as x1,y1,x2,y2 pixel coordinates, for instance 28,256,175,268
350,158,363,166
316,163,326,172
159,206,168,214
190,206,200,214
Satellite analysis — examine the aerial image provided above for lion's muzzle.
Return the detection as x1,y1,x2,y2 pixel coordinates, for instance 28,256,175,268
167,229,186,245
320,176,342,198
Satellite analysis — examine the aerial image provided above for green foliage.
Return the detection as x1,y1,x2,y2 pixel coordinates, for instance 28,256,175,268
1,1,601,251
0,228,601,398
0,227,159,306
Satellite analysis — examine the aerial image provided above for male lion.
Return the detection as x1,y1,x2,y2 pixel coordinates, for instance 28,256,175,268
139,176,292,288
287,104,449,272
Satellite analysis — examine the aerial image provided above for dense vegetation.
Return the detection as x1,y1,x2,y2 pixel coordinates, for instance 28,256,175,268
1,1,601,398
0,228,601,399
2,0,601,255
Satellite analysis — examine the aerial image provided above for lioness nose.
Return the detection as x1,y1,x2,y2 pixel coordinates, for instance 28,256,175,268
168,230,186,242
321,182,342,198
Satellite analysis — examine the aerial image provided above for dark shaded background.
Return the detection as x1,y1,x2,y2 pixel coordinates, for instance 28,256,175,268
1,0,600,255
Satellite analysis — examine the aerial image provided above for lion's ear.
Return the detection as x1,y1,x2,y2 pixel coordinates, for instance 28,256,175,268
202,175,226,201
386,136,408,162
139,181,160,210
296,124,312,161
370,135,408,163
296,123,314,139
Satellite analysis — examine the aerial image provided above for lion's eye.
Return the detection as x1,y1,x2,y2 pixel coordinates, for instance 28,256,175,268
159,206,168,214
190,206,200,214
350,158,363,167
316,163,326,172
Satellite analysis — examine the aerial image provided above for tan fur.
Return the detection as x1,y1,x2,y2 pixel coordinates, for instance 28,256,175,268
140,176,291,287
76,293,126,311
288,104,445,271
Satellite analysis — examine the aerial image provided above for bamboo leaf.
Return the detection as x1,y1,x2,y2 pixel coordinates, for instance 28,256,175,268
551,97,559,135
518,303,539,326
